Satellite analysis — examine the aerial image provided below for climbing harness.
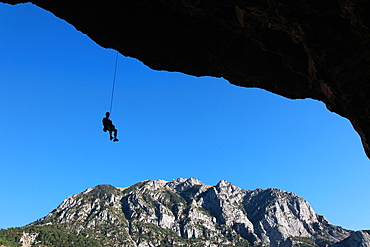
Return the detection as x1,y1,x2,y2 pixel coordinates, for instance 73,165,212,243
109,51,119,116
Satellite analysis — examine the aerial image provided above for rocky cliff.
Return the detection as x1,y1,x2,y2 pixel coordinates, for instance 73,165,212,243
331,231,370,247
24,178,353,246
1,0,370,158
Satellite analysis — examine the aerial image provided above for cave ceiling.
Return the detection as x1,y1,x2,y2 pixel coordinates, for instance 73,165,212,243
2,0,370,158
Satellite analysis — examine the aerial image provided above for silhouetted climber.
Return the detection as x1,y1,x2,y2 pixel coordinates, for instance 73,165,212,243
102,112,119,142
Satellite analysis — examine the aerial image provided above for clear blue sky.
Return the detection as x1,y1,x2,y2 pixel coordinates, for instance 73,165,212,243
1,3,369,231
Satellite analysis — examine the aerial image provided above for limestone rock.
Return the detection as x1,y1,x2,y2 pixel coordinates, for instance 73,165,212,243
331,231,370,247
19,232,38,247
32,178,352,246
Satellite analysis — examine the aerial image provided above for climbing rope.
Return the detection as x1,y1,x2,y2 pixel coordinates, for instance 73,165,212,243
109,51,119,115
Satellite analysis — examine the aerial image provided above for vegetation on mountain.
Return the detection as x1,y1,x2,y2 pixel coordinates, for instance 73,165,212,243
1,178,361,247
0,225,101,247
0,236,18,247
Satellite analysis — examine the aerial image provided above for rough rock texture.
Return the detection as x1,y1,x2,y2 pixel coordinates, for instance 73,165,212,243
332,231,370,247
19,232,38,247
33,178,351,246
2,0,370,158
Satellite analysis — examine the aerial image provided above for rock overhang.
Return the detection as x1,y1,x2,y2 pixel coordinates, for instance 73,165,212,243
2,0,370,158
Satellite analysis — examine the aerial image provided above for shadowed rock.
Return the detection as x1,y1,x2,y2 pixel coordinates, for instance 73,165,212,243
2,0,370,157
34,178,351,246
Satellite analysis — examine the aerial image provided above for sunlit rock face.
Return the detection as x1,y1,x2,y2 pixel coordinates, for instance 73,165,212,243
3,0,370,157
331,231,370,247
35,178,351,246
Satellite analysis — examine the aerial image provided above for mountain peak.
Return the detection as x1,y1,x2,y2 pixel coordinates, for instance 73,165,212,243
165,177,204,191
216,179,238,188
30,178,352,247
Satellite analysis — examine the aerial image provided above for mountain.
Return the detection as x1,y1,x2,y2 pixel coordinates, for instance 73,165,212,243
331,231,370,247
1,178,367,247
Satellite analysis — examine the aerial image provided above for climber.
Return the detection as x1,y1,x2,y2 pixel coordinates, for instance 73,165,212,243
102,112,119,142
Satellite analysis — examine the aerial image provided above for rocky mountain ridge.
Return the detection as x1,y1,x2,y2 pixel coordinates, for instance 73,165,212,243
1,178,369,246
21,177,361,247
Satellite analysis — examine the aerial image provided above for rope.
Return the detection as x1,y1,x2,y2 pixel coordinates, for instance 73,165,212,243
109,51,119,115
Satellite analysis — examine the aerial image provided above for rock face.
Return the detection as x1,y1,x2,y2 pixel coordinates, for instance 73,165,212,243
33,178,351,246
331,231,370,247
2,0,370,158
19,232,38,247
